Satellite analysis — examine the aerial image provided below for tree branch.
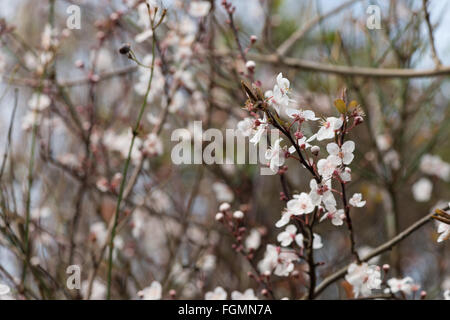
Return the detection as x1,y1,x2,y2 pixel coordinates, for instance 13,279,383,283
249,53,450,78
312,207,447,298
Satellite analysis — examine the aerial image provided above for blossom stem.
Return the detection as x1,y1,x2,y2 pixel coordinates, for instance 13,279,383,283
106,9,162,299
338,115,361,263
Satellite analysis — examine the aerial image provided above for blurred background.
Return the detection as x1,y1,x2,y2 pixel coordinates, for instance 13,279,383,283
0,0,449,299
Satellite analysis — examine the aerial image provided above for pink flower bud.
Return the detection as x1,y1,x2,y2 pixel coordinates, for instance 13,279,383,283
294,131,303,139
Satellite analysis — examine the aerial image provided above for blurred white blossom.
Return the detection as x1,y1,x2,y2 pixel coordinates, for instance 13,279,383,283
205,286,227,300
345,263,381,297
411,178,433,202
138,281,162,300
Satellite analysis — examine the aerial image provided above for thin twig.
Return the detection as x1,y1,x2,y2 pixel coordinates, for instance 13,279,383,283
312,207,448,298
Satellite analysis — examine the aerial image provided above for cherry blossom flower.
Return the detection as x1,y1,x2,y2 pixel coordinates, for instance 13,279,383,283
317,155,341,179
197,254,216,272
21,111,42,131
286,108,318,121
349,193,366,207
257,244,298,276
205,286,227,300
24,51,53,74
41,24,59,50
236,117,254,137
345,263,381,297
142,133,163,156
0,284,10,295
297,136,314,150
320,206,345,226
28,93,51,111
411,178,433,202
231,289,258,300
326,141,355,165
444,290,450,300
265,138,285,172
215,212,224,221
276,192,314,227
219,203,231,212
89,222,123,253
436,220,450,243
309,179,336,209
245,228,261,250
30,207,52,220
386,277,418,295
103,129,143,164
233,210,244,219
149,189,171,213
81,279,106,300
245,60,256,71
265,73,292,114
316,117,343,141
337,167,352,182
134,55,165,101
294,233,323,249
420,154,450,182
212,182,234,203
383,150,400,170
189,1,211,18
277,224,297,246
138,281,162,300
131,210,148,238
249,114,268,145
376,134,392,151
95,48,113,72
276,73,290,93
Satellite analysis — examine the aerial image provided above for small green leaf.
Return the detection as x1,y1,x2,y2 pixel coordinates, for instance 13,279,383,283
334,99,347,114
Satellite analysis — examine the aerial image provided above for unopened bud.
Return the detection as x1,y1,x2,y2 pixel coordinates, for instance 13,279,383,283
420,290,427,299
261,289,269,297
233,210,244,219
119,43,131,55
219,202,231,212
311,146,320,156
215,212,224,221
250,35,258,43
382,264,390,272
354,116,363,125
245,60,256,72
